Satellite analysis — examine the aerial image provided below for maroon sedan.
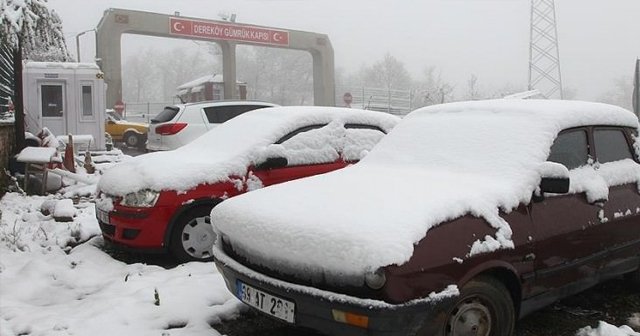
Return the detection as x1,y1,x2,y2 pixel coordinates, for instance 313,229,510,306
211,100,640,336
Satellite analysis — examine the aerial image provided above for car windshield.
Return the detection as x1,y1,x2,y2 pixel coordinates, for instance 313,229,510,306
151,106,180,124
107,111,123,121
362,109,552,178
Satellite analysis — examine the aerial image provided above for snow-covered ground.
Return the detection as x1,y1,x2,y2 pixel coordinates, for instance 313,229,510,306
0,162,638,335
0,192,245,336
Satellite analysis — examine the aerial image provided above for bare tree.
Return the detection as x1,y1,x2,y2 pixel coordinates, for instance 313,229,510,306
598,76,633,110
361,53,412,91
465,74,481,100
412,66,454,107
237,46,313,105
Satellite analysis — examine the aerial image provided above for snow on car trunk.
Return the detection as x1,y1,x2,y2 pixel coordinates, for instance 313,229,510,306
211,100,639,285
97,107,399,196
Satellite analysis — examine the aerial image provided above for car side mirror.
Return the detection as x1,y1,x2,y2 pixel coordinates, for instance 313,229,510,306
107,120,115,125
538,161,570,194
255,157,288,170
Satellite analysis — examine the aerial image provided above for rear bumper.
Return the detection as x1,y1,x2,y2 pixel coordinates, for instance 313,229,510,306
212,243,456,336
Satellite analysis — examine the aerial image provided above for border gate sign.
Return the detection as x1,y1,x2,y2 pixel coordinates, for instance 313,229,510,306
170,17,290,46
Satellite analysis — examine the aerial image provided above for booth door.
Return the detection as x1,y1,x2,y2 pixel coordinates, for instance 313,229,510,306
39,83,66,136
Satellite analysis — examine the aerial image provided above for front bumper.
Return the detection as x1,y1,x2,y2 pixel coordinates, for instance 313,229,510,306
213,244,456,336
96,203,175,251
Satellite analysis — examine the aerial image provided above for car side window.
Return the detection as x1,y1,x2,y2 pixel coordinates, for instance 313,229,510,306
262,124,337,166
548,129,589,170
342,124,386,161
275,125,326,144
593,128,633,164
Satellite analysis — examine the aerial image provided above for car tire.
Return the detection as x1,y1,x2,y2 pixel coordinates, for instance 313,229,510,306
442,276,515,336
124,132,140,148
624,264,640,285
169,206,216,263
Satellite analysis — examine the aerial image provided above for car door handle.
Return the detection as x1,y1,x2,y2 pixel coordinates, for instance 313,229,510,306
524,253,536,262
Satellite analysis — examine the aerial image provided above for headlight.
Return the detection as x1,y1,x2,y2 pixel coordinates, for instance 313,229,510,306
120,189,159,208
364,268,386,290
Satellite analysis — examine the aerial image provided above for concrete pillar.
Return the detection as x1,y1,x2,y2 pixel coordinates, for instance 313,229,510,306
219,41,236,100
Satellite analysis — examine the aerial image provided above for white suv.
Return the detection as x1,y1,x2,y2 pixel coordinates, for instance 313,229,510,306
146,101,278,151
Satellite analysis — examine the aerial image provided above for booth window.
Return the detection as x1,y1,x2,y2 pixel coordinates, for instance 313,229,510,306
82,85,93,116
41,85,63,117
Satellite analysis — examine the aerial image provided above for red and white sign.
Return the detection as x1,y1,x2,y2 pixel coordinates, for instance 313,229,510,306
114,100,125,114
170,17,290,46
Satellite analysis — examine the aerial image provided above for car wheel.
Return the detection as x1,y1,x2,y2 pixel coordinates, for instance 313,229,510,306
442,276,515,336
169,206,216,262
124,132,140,148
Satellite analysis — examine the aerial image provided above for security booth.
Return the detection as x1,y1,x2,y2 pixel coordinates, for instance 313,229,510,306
22,61,106,150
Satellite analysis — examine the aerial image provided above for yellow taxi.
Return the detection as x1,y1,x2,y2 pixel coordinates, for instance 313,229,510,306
105,110,149,148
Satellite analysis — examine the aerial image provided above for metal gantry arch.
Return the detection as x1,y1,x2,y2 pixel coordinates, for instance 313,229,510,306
96,8,336,108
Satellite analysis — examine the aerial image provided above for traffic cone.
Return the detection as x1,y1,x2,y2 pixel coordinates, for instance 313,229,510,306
63,134,76,173
84,150,95,174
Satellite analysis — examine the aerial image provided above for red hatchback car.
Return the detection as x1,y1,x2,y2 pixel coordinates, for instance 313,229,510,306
95,106,399,262
211,100,640,336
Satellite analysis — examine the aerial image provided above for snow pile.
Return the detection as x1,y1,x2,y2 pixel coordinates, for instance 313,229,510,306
212,100,639,283
630,314,640,329
567,159,640,203
0,192,245,336
52,198,75,218
576,321,640,336
0,193,99,251
98,107,399,196
0,239,242,336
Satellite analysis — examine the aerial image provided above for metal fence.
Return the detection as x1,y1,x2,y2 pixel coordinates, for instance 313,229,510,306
336,87,413,115
120,101,179,123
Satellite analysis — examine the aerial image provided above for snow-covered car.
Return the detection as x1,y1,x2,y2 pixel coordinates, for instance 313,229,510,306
95,106,400,262
146,100,278,151
211,100,640,336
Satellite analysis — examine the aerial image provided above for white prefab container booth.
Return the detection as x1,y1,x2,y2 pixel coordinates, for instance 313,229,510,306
22,62,106,150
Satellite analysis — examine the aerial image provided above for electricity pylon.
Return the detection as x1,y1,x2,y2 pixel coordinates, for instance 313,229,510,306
528,0,564,99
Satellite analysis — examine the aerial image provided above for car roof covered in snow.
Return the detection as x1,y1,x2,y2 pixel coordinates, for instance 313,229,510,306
211,100,640,283
97,106,400,196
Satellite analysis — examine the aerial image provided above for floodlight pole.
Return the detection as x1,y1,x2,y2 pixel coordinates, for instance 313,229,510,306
75,29,95,63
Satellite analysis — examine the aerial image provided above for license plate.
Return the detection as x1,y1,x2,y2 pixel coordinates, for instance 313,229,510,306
96,209,110,224
237,280,295,323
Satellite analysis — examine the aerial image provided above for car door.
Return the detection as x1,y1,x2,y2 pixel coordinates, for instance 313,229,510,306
590,127,640,277
529,127,604,296
250,124,348,188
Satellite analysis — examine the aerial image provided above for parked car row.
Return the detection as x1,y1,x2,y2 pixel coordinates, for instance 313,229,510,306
96,100,640,336
96,106,399,262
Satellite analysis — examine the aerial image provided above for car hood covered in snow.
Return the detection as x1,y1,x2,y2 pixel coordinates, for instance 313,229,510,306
211,99,640,284
98,106,399,196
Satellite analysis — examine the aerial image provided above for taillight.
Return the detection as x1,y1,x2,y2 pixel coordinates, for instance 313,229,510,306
155,123,187,135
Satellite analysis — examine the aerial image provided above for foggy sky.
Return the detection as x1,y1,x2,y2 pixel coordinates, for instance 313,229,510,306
49,0,640,101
